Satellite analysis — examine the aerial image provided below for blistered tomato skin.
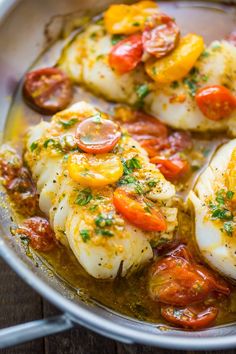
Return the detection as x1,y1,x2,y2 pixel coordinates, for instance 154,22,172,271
196,85,236,121
161,305,218,329
150,157,190,181
148,245,230,306
76,117,121,154
23,67,73,114
19,217,55,252
113,187,167,232
109,34,143,74
142,14,180,59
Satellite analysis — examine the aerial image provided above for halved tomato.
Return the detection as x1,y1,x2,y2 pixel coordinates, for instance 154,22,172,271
113,187,166,232
196,85,236,121
150,157,190,181
23,67,73,114
75,116,121,154
148,245,230,306
109,34,143,74
161,305,218,329
18,217,55,252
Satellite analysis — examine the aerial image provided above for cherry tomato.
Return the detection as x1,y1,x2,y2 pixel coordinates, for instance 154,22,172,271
123,111,168,139
148,245,230,306
227,30,236,47
67,153,123,187
109,34,143,74
19,217,55,252
150,157,190,181
75,116,121,154
113,187,167,232
140,138,169,157
161,305,218,329
142,14,180,59
195,85,236,121
23,67,73,114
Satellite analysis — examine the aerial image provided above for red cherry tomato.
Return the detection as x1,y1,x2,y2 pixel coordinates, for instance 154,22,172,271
75,116,121,154
150,156,190,181
19,217,55,252
140,138,169,157
195,85,236,121
113,187,167,232
148,245,230,306
109,34,143,74
123,111,168,139
143,14,180,58
23,67,73,114
227,30,236,47
161,305,218,330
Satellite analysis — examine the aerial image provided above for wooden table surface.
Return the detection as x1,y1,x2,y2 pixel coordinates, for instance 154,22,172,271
0,258,235,354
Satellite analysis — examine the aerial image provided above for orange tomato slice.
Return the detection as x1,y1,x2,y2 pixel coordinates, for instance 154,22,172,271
113,187,167,231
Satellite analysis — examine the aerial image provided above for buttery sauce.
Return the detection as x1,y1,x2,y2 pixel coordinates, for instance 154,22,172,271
3,1,236,327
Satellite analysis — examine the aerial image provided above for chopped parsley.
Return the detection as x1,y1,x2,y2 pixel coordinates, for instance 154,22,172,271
122,157,142,175
132,22,140,26
201,50,210,58
223,221,234,236
226,191,234,200
111,34,125,45
43,139,57,148
147,180,157,188
136,84,150,101
76,188,93,206
211,208,233,220
95,213,113,227
30,142,38,152
59,118,78,129
80,229,90,242
95,229,113,237
118,175,137,185
183,77,198,97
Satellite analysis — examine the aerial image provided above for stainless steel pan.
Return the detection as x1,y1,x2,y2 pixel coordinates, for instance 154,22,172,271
0,0,236,350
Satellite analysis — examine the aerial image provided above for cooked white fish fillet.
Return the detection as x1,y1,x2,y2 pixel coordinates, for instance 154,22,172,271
59,23,236,133
189,139,236,280
25,101,178,279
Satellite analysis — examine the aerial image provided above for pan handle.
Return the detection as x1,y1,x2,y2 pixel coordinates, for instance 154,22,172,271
0,314,73,349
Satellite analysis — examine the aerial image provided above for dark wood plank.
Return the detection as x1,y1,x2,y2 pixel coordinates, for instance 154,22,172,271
0,258,44,354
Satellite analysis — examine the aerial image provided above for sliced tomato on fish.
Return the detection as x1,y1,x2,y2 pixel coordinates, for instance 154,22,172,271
109,34,143,74
113,187,167,232
76,116,121,154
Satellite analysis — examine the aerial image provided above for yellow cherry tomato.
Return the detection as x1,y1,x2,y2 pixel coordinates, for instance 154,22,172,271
67,153,123,187
104,1,158,35
145,33,204,84
226,147,236,203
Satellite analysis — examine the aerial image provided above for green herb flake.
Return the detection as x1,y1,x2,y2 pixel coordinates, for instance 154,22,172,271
75,188,93,206
226,191,234,200
89,204,98,212
136,84,150,100
211,208,233,221
95,229,114,237
80,229,90,242
111,34,125,45
30,142,38,152
183,78,197,97
215,190,225,205
59,118,78,129
202,75,209,82
201,51,210,58
147,180,157,188
132,22,140,26
43,139,56,148
95,213,113,227
119,175,137,185
223,221,234,236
